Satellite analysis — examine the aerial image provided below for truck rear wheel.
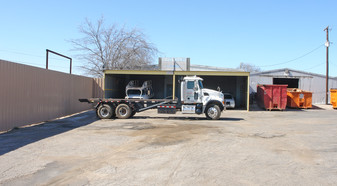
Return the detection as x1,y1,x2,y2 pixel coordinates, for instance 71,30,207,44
115,104,132,119
97,104,114,119
205,104,221,120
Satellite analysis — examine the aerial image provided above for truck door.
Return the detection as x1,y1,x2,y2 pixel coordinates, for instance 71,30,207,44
184,80,202,103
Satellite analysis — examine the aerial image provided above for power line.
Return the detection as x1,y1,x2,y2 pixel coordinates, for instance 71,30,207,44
0,48,75,71
0,49,70,61
303,62,325,71
257,44,325,67
0,59,71,69
7,60,45,67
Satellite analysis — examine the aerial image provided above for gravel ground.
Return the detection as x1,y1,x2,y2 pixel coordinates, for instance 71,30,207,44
1,105,337,185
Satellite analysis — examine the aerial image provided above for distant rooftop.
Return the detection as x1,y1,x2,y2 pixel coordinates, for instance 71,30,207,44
190,64,244,72
158,57,243,72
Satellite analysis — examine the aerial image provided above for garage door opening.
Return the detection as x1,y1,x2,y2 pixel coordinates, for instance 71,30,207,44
273,78,299,88
175,75,248,110
104,70,250,111
104,74,173,99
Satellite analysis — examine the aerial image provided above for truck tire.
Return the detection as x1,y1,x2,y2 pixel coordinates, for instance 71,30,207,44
205,104,221,120
97,104,114,119
115,104,132,119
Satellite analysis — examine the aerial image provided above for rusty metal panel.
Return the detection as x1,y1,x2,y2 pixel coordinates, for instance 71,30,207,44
0,60,97,132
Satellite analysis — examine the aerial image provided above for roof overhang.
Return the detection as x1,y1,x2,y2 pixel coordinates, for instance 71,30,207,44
258,75,313,79
174,71,249,76
104,70,173,75
104,70,250,77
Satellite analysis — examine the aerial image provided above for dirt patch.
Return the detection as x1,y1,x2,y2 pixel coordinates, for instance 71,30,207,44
129,124,216,146
251,132,286,139
122,122,155,130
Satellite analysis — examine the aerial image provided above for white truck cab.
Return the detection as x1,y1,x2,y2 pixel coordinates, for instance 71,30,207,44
180,76,225,119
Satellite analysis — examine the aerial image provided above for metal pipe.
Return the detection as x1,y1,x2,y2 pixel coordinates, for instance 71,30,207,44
138,100,170,112
46,49,72,74
46,49,49,70
46,49,72,60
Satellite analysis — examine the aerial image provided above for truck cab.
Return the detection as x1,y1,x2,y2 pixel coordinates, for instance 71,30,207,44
180,76,225,119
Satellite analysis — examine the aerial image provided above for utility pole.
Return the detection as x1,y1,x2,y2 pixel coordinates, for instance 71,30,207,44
324,26,330,105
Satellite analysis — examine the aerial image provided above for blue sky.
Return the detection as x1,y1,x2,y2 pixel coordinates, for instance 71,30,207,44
0,0,336,76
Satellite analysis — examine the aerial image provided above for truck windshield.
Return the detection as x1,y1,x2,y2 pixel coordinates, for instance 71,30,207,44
198,80,203,89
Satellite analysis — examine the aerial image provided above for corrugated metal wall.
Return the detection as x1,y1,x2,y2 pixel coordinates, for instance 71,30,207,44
250,69,337,104
299,75,337,104
0,60,103,132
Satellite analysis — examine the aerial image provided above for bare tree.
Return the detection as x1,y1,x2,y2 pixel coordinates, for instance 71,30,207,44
71,18,158,77
237,62,262,72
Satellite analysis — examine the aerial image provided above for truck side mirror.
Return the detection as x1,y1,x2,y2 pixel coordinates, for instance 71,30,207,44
194,92,198,100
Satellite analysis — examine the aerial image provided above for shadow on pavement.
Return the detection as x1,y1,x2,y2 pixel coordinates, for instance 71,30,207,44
249,103,329,112
0,111,98,156
311,105,326,110
249,103,310,112
131,116,244,121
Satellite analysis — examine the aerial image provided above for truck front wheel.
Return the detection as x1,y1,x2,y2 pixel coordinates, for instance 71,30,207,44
97,104,114,119
205,104,221,120
115,104,132,119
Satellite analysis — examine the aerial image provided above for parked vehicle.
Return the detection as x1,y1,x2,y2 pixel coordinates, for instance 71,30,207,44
80,76,225,120
125,80,154,99
224,93,235,108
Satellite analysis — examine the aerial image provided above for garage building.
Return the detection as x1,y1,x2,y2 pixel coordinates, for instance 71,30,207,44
250,68,337,104
103,69,250,110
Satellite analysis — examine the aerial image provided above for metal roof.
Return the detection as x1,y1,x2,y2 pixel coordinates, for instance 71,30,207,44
190,64,244,72
251,68,336,79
